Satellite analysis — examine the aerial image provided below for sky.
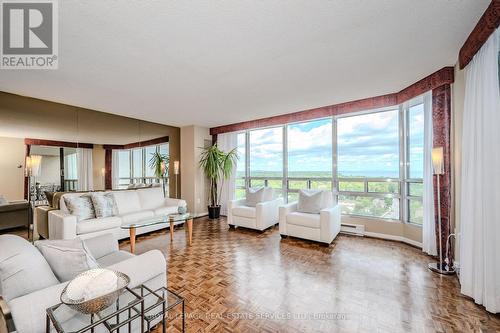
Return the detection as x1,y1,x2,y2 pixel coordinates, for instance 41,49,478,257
238,106,424,179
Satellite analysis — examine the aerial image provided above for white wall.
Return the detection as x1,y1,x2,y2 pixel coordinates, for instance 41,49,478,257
180,125,211,216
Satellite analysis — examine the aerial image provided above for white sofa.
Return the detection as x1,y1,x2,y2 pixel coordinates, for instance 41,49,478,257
227,187,283,231
0,233,166,333
279,191,341,244
48,187,186,240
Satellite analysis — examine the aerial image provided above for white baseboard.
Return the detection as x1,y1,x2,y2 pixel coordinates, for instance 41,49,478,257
364,231,422,248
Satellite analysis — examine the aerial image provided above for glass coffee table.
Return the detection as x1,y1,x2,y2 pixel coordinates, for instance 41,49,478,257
121,213,194,253
46,285,185,333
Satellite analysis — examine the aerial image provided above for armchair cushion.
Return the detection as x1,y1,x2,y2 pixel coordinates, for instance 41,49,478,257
232,206,256,219
286,212,320,228
83,233,118,259
0,235,58,302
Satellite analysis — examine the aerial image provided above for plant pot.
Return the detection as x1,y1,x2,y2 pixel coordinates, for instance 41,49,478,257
208,205,221,219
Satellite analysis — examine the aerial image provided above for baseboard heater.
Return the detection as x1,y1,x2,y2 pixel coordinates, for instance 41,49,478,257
340,223,365,236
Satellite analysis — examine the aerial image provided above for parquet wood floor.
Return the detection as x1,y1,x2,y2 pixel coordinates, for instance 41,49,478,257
118,217,500,333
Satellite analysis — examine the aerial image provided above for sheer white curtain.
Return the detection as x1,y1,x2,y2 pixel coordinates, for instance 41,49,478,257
218,133,238,215
460,29,500,313
111,150,120,189
422,92,437,255
76,148,93,191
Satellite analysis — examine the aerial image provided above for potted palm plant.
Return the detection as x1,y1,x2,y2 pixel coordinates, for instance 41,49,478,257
149,151,169,197
199,144,238,219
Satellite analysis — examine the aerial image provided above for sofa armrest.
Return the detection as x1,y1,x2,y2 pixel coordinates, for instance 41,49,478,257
8,282,68,333
319,205,341,243
107,250,167,288
48,210,77,239
227,199,246,225
164,197,187,208
256,198,283,229
279,202,298,235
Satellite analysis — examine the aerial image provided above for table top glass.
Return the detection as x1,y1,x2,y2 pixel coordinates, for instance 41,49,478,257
46,286,183,333
120,213,193,229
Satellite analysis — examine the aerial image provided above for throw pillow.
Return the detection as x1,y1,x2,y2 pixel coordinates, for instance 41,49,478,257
35,238,99,282
90,192,117,218
64,195,96,221
245,187,265,207
297,190,323,214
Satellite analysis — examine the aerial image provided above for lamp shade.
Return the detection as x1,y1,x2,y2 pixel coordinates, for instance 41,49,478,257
432,147,444,175
174,161,180,175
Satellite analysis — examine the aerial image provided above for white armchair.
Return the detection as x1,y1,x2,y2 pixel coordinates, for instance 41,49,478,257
279,190,341,244
228,187,283,231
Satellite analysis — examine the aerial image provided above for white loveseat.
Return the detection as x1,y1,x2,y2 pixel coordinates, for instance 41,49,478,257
48,187,186,240
227,187,283,231
279,191,341,244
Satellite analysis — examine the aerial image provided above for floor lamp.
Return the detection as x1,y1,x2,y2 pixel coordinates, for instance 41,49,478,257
428,147,455,275
174,161,179,198
25,155,42,242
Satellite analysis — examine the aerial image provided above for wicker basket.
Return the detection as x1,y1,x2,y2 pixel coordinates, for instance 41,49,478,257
60,269,130,314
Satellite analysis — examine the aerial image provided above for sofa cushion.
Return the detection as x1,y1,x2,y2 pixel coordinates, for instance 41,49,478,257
154,206,178,216
137,187,165,210
97,251,135,267
286,212,321,228
120,210,154,224
297,190,323,214
76,216,122,235
35,238,99,282
64,194,96,221
90,192,118,218
232,206,256,219
0,235,59,301
112,190,142,215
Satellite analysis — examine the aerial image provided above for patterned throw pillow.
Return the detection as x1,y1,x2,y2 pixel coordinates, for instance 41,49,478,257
64,195,96,221
90,193,117,218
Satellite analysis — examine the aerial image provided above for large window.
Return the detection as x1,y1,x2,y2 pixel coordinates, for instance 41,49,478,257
406,102,425,224
234,95,427,224
249,127,283,197
287,118,332,202
337,110,400,219
117,143,169,187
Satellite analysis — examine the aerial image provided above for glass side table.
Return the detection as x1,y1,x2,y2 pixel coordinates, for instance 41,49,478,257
46,285,185,333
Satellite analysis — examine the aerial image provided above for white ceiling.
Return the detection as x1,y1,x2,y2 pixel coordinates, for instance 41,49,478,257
0,0,488,128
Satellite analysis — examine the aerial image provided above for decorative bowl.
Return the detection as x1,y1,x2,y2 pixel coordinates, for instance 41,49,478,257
60,269,130,314
178,206,187,214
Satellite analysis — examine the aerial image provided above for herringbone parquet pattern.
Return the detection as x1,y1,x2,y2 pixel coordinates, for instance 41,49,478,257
119,217,500,333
